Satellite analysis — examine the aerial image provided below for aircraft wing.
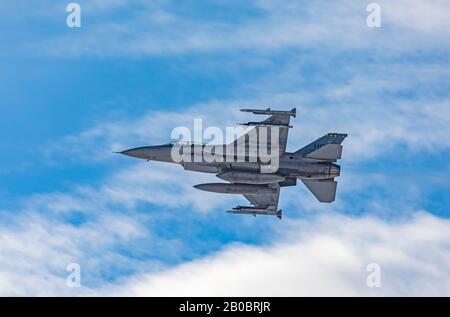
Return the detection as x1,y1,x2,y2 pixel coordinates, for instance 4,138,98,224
262,114,291,154
243,183,280,210
230,108,295,155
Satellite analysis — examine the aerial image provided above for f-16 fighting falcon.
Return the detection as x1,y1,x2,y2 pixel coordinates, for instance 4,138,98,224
119,108,347,219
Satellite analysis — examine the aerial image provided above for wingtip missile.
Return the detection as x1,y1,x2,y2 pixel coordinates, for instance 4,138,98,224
238,122,293,128
240,107,271,113
240,107,296,118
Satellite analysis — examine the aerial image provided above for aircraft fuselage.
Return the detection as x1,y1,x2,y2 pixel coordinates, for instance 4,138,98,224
120,144,340,181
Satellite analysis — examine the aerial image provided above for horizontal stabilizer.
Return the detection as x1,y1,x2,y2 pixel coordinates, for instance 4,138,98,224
305,143,343,161
302,179,337,203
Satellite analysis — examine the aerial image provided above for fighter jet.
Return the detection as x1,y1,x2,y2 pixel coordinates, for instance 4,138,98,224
119,108,347,219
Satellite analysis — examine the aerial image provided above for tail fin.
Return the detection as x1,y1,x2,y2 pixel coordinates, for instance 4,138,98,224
295,133,347,161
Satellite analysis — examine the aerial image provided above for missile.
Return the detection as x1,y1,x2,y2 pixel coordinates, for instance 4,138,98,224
217,171,285,184
240,107,296,118
239,122,293,128
227,206,282,219
194,183,275,195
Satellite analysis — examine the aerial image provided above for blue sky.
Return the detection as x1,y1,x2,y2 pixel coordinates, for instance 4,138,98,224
0,0,450,295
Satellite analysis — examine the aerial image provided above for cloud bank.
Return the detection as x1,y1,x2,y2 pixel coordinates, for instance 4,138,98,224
102,212,450,296
2,210,450,296
26,0,450,57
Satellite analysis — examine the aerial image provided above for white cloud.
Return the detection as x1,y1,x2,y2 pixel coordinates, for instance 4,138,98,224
3,209,449,296
106,212,450,296
383,0,450,34
29,0,450,57
0,210,147,296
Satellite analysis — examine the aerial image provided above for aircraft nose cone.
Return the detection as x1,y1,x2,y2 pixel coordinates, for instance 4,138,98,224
121,149,138,157
118,145,173,162
119,147,149,159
